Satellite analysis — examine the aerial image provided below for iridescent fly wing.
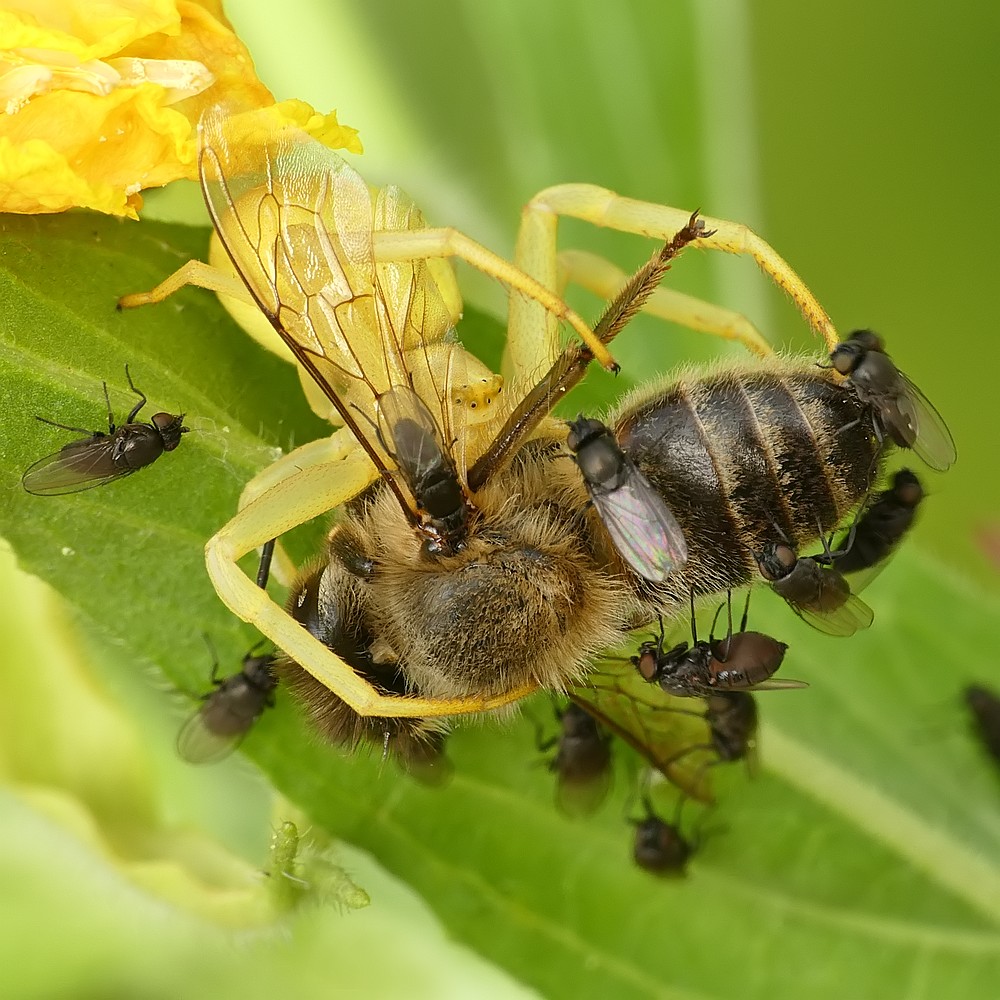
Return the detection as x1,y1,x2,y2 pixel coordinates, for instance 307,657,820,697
569,658,715,803
21,435,129,495
590,458,688,582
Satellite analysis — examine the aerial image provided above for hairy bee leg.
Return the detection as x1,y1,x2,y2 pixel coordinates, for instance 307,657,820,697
513,184,840,363
207,455,538,718
117,260,254,310
556,250,774,358
370,228,618,372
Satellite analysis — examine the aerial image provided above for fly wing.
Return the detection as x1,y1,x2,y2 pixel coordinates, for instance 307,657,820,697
570,658,714,803
590,461,688,582
791,590,874,637
198,106,462,492
728,677,809,692
555,766,613,819
896,372,957,472
376,386,452,478
21,437,131,495
176,709,243,765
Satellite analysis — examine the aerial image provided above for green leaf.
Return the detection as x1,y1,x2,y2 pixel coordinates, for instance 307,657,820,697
0,212,330,669
2,211,998,1000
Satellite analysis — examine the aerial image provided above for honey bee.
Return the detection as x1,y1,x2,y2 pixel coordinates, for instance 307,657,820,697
118,105,941,780
22,365,187,495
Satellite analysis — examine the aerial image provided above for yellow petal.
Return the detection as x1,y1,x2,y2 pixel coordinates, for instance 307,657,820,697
0,1,287,217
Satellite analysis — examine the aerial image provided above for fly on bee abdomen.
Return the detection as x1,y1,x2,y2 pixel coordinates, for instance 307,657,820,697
614,365,882,609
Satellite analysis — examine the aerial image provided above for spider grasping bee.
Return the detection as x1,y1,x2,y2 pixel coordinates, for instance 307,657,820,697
119,105,951,780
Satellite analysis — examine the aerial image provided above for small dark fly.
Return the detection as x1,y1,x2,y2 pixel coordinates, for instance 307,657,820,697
654,690,760,782
540,702,613,817
964,684,1000,771
757,541,873,637
177,641,278,764
631,796,695,877
703,691,758,763
375,386,471,555
829,330,956,472
566,415,687,582
633,592,801,697
832,469,924,574
22,366,187,495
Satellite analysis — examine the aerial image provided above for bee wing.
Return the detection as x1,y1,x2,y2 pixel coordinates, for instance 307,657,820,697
176,707,244,765
198,106,460,486
789,590,874,637
590,463,688,582
21,437,132,495
569,659,714,803
896,372,957,472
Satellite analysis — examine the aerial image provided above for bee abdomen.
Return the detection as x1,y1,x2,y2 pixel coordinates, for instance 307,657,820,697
615,366,879,597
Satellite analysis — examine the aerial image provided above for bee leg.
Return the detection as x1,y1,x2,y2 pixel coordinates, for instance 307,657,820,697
117,259,254,311
555,249,773,358
371,227,617,373
205,453,537,719
516,184,840,354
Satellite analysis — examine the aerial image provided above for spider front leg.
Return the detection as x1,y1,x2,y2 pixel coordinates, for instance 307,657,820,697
207,452,537,719
507,183,839,379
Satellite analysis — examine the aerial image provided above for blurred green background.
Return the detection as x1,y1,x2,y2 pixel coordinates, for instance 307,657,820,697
2,2,999,998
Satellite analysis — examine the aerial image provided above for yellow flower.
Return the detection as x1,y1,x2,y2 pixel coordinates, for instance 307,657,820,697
0,2,361,219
